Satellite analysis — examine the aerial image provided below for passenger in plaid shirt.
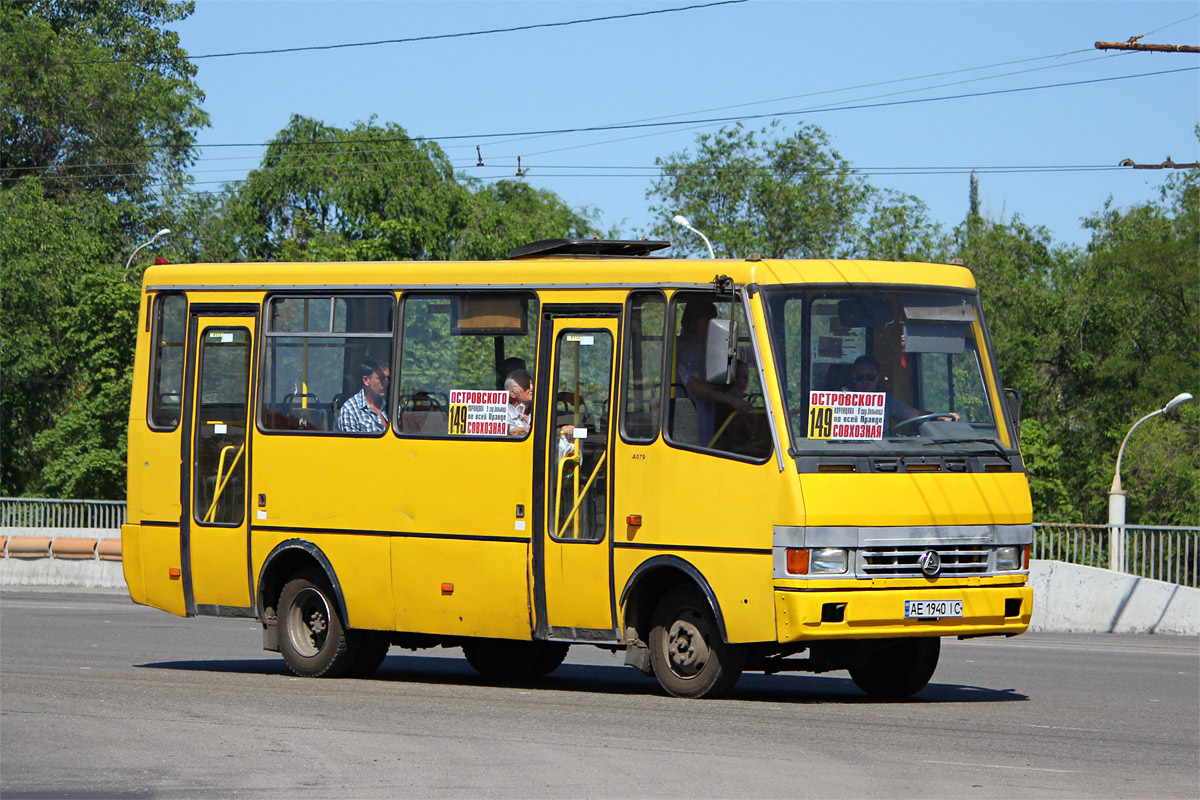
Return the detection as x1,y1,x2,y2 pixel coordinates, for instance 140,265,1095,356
337,359,389,433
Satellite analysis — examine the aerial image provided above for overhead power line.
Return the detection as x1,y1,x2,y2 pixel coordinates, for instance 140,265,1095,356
7,1,747,68
190,65,1196,148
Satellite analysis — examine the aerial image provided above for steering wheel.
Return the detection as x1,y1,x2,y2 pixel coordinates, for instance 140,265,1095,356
891,412,954,435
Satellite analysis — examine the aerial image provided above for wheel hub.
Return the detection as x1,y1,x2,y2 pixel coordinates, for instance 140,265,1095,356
666,612,710,677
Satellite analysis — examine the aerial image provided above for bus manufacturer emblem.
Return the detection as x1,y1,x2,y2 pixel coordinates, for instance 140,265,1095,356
919,550,942,577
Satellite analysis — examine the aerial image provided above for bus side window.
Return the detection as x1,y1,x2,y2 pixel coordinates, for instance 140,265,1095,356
621,291,666,443
666,291,771,460
397,292,538,438
148,292,187,430
259,295,394,435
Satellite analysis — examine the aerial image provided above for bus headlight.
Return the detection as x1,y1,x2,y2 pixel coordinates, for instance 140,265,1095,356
810,548,848,575
995,545,1022,571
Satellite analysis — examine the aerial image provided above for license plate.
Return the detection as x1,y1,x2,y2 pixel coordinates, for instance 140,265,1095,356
904,599,963,618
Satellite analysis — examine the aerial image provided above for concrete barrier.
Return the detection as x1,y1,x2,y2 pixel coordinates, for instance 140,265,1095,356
1,552,1196,634
1029,560,1199,635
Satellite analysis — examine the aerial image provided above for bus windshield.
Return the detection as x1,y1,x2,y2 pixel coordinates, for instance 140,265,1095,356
762,286,1012,456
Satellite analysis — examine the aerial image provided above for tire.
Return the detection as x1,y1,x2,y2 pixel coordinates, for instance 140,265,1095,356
278,569,359,678
346,631,391,678
649,585,745,698
462,639,570,679
848,637,941,699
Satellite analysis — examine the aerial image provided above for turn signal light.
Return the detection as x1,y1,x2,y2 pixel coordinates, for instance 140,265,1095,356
786,548,810,575
168,568,181,579
440,582,454,594
626,514,642,527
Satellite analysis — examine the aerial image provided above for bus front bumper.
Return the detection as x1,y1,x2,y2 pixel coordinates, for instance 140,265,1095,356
774,583,1032,642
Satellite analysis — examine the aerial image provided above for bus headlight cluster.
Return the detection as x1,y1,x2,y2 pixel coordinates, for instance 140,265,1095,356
995,545,1023,571
787,547,849,575
811,548,849,574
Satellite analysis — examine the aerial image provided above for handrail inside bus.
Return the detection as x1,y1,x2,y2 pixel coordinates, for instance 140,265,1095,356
555,449,607,539
203,443,245,524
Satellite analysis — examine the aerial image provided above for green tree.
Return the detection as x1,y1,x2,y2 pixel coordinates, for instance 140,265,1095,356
1,0,206,498
453,180,600,260
218,115,470,262
646,122,870,258
0,179,132,497
854,188,947,262
0,0,207,202
188,116,601,264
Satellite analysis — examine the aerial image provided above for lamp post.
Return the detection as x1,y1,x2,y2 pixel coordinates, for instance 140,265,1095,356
672,215,716,259
125,228,171,275
1108,392,1194,572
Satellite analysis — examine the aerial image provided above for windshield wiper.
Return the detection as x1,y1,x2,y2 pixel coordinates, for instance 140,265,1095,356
922,438,1010,459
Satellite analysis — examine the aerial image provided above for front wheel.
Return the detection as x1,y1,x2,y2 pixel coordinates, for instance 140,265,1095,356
278,569,359,678
848,637,940,698
649,585,745,698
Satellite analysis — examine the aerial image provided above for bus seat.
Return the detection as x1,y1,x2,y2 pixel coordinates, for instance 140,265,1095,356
669,397,698,445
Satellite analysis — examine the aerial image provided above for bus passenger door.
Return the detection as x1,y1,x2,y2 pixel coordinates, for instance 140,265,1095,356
534,316,619,640
182,313,256,615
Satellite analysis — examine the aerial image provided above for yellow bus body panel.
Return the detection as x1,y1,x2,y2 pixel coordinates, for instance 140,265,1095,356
250,530,393,631
391,538,531,638
775,584,1033,641
800,472,1033,527
122,523,186,616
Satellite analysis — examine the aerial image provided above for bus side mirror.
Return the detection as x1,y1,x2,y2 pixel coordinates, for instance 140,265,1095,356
1004,387,1022,444
705,317,737,383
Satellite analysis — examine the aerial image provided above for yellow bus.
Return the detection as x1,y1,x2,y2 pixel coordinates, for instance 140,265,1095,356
122,238,1033,698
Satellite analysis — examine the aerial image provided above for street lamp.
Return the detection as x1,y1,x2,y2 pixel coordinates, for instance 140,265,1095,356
672,214,716,259
1107,392,1194,572
125,228,171,274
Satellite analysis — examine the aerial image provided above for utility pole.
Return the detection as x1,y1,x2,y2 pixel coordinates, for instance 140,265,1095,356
1118,157,1200,170
1095,35,1198,53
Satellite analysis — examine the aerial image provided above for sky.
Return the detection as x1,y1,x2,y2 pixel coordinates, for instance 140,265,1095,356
170,0,1200,249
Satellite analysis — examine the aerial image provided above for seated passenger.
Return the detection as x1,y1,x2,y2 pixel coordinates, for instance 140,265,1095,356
336,359,390,434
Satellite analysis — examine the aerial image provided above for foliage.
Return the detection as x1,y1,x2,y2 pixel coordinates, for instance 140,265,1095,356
1,0,205,498
454,180,600,260
646,122,870,258
0,179,134,497
956,169,1199,525
854,188,947,262
182,116,600,264
0,0,207,202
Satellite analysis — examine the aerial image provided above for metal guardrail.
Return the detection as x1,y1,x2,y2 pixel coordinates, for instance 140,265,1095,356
1,498,1196,588
1034,523,1199,588
0,497,126,530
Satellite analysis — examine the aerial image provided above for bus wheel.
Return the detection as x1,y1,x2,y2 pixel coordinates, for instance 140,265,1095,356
649,585,745,698
463,639,570,679
278,569,357,678
346,631,391,678
848,637,940,698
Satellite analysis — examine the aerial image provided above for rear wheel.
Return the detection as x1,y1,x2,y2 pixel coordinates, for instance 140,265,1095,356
649,585,745,698
278,569,358,678
848,637,940,698
463,639,570,679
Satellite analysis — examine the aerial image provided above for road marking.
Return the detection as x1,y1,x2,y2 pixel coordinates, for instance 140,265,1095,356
1026,724,1114,733
925,760,1076,774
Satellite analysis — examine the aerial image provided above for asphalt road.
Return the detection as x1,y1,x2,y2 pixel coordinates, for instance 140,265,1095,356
1,588,1197,799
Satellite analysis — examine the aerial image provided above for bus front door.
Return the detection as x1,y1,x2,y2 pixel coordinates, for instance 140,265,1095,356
182,313,256,616
535,316,619,640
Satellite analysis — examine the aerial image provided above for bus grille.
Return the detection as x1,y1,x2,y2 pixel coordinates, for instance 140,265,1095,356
861,545,991,577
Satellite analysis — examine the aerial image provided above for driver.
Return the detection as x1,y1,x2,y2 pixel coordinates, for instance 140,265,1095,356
851,355,958,433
